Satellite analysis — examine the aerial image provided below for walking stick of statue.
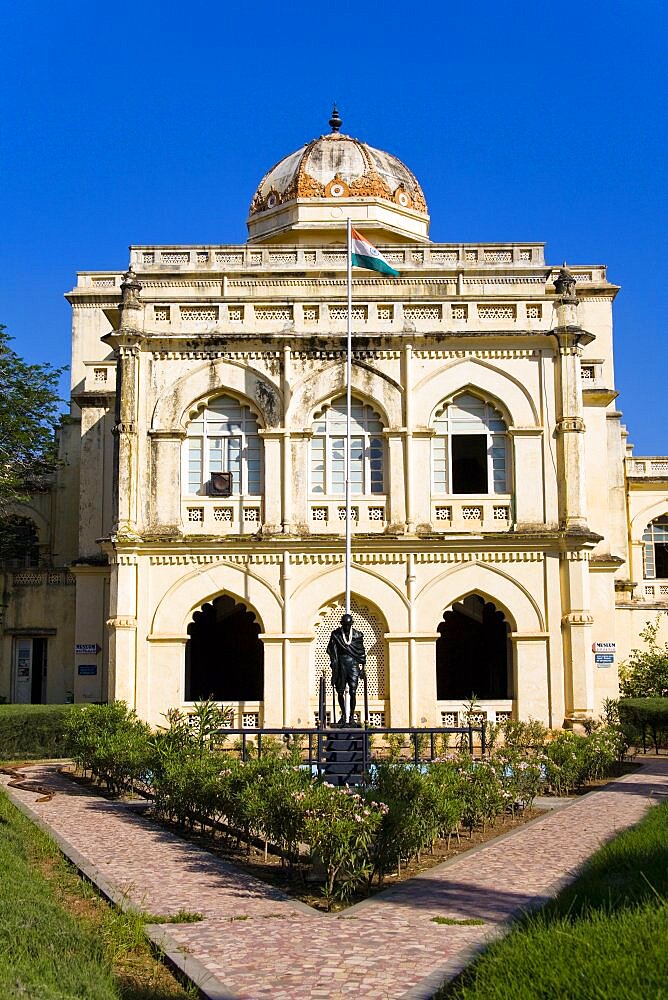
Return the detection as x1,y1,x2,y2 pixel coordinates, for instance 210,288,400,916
318,672,325,730
363,668,369,728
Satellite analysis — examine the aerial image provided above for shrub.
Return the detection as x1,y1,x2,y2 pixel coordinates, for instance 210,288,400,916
256,762,312,860
500,718,548,749
540,731,587,794
63,702,151,795
619,617,668,698
151,750,226,829
491,749,543,812
369,762,441,874
618,697,668,753
58,706,625,909
425,761,465,839
0,704,80,760
304,783,383,907
457,757,505,833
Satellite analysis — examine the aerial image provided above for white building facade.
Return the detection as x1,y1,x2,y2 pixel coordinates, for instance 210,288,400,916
3,116,667,728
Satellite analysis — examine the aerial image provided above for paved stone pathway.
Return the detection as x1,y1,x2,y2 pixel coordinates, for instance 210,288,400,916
2,759,667,1000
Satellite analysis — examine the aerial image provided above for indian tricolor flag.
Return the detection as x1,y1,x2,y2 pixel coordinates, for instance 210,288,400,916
350,228,399,277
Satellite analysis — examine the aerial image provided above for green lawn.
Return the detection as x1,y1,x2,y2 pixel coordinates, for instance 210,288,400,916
0,789,195,999
438,801,668,1000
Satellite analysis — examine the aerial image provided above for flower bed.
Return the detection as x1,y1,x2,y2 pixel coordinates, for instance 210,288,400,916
63,702,628,910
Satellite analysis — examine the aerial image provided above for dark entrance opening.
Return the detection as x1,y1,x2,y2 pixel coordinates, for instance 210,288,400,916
452,435,488,493
185,595,263,702
31,639,47,704
436,595,511,700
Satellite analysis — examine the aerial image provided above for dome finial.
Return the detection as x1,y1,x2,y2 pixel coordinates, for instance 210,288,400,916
329,104,342,133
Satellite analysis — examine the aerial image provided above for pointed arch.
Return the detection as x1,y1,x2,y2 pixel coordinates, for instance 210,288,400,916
413,358,539,428
290,561,410,631
289,359,402,428
183,394,263,497
630,498,668,537
416,561,544,634
436,594,512,700
150,561,282,637
6,503,49,546
185,594,264,702
151,357,283,432
310,395,385,496
431,391,510,495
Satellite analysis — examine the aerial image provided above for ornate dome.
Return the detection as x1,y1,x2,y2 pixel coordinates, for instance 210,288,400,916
249,108,428,220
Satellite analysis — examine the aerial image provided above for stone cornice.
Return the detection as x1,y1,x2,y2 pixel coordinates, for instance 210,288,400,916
582,388,619,406
147,428,187,440
105,526,602,562
71,391,115,407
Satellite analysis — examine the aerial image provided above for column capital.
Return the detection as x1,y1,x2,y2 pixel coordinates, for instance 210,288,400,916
561,611,595,626
552,325,595,352
556,416,586,434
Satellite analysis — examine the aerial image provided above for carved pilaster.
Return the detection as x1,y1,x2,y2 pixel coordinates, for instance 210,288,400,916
551,268,595,533
560,544,595,723
112,336,142,534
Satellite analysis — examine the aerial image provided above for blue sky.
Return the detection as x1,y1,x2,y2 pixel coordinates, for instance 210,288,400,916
1,1,666,452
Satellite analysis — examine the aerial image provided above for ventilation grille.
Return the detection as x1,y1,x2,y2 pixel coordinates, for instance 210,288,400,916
255,306,293,321
181,306,219,322
404,305,442,321
215,252,243,265
477,304,516,320
329,305,368,321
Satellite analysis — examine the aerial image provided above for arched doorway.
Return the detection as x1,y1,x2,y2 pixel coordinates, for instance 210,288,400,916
436,594,512,700
184,595,264,702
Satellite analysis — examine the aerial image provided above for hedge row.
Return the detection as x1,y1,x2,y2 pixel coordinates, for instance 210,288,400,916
0,705,80,761
618,697,668,753
62,702,625,907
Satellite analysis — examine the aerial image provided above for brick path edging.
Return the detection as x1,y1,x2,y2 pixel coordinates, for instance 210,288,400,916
2,759,668,1000
3,788,235,1000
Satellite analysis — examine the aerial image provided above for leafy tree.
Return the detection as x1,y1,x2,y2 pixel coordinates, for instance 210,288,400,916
0,515,39,565
619,616,668,698
0,324,64,527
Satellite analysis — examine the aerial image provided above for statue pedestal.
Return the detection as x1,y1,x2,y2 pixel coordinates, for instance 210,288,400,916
322,730,367,786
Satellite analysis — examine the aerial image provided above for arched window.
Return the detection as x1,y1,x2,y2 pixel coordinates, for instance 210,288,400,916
184,395,262,496
310,396,385,496
432,392,509,495
643,515,668,578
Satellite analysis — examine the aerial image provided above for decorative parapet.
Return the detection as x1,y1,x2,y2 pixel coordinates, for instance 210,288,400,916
11,569,75,586
626,456,668,480
127,243,550,272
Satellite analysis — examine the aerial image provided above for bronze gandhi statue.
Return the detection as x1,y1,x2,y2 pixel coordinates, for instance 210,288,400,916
326,614,367,727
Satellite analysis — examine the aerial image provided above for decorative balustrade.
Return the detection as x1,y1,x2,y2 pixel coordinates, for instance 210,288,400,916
309,499,388,533
626,457,668,479
438,701,514,727
11,568,75,587
126,243,550,272
431,498,512,531
130,300,553,333
182,499,263,534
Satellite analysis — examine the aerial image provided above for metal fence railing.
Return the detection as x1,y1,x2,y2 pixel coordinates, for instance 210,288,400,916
214,725,487,775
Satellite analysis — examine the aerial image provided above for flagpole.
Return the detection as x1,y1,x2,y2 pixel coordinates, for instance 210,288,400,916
345,217,352,616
